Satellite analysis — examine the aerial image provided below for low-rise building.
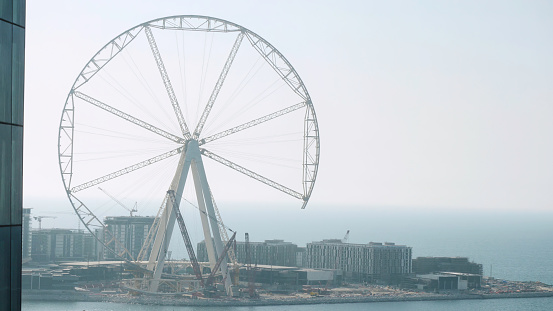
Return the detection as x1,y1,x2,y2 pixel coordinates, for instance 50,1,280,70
406,272,482,291
237,264,339,287
414,273,462,291
412,257,483,275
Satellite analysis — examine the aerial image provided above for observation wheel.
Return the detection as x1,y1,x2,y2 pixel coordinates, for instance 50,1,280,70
57,15,319,294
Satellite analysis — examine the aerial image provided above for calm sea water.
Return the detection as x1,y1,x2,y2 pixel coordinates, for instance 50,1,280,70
21,297,553,311
22,208,553,310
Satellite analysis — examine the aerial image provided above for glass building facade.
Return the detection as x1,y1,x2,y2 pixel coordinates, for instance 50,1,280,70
0,0,25,310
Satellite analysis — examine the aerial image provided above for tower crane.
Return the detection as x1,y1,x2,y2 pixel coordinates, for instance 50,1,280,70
98,187,138,216
33,216,56,230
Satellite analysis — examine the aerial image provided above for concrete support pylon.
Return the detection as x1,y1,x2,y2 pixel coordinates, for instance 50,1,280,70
146,140,232,295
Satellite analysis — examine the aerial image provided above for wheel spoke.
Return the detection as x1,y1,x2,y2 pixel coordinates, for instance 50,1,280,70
144,26,192,140
193,32,245,139
74,91,185,144
70,146,183,193
200,148,304,201
199,101,306,145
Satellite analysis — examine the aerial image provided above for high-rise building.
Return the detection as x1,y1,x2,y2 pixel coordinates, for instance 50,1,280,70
0,0,25,309
306,240,412,283
30,229,97,262
103,216,156,261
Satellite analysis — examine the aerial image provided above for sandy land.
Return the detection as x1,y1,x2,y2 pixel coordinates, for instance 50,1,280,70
22,282,553,307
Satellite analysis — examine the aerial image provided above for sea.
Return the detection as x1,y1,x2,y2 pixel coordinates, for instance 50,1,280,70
19,298,553,311
21,206,553,310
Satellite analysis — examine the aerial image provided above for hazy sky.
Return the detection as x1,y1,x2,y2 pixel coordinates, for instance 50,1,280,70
23,0,553,219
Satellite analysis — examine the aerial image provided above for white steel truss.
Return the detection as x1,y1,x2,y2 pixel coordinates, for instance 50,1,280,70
144,26,191,140
194,32,245,139
58,15,320,295
199,101,306,145
73,91,185,144
70,147,183,193
200,148,305,201
73,27,143,90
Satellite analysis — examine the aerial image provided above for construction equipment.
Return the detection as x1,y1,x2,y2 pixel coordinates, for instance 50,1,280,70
245,233,258,298
182,195,240,288
335,230,350,271
232,240,240,286
98,187,138,216
343,230,350,243
33,216,56,230
202,232,237,297
169,190,237,296
167,190,204,287
205,231,237,286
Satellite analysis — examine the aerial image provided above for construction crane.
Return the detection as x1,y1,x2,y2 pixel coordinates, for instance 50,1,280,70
167,190,204,287
168,190,236,295
232,240,240,286
181,196,240,288
98,187,138,216
245,233,258,298
33,216,56,230
202,232,237,297
343,230,350,243
205,231,237,287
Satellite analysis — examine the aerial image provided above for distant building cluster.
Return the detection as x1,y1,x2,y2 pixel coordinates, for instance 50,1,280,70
22,208,483,290
24,211,155,262
197,238,412,284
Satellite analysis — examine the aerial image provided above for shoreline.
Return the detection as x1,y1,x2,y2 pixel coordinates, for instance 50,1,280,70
22,290,553,307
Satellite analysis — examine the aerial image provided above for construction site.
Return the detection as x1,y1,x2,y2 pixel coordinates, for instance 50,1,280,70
51,14,323,301
42,14,552,305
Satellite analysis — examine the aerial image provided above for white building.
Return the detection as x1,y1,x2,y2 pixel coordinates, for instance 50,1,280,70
306,240,412,283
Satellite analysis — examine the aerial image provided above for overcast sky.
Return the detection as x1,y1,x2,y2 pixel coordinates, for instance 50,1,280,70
23,0,553,218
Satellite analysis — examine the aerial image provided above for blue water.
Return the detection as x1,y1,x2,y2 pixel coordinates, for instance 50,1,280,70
21,297,553,311
218,206,553,284
21,208,553,310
